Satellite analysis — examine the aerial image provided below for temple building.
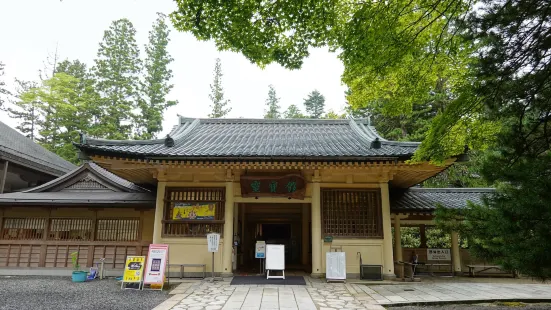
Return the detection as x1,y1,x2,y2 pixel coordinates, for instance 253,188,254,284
0,117,493,278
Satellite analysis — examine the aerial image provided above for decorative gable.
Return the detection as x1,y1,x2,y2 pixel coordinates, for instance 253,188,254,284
61,176,112,192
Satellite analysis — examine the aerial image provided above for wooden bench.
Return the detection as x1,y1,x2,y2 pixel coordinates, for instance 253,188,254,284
169,264,206,279
467,265,516,278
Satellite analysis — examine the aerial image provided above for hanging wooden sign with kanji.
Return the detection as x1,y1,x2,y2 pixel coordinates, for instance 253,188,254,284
240,174,306,199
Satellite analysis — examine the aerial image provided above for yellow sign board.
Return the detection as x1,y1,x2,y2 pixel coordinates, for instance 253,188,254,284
123,256,145,283
173,202,215,220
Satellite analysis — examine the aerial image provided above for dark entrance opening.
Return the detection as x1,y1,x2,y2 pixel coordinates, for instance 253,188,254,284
236,203,311,274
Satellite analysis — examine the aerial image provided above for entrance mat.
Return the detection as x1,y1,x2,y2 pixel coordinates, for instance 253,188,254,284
230,276,306,285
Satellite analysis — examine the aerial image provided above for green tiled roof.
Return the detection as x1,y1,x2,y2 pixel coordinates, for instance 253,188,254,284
77,117,420,160
390,188,495,212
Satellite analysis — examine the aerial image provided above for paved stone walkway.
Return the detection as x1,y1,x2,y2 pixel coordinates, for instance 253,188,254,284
153,278,551,310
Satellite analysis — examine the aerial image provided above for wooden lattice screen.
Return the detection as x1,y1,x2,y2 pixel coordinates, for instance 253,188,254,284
321,189,383,238
162,187,226,237
96,218,140,241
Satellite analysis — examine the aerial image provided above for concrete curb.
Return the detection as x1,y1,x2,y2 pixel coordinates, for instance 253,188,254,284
382,298,551,307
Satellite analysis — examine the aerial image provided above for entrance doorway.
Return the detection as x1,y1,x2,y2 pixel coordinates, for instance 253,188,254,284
236,203,311,274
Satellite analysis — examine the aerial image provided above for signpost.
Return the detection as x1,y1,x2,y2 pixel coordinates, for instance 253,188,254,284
143,244,169,291
427,249,451,261
121,256,145,290
207,233,221,282
255,241,266,274
326,252,346,282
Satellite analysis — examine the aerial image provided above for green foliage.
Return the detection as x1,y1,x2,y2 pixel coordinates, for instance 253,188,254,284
70,251,80,271
35,73,92,164
7,79,40,140
207,58,231,118
93,18,141,140
170,0,480,160
283,104,304,119
323,110,346,120
433,0,551,280
423,151,491,188
264,85,280,119
137,13,177,139
303,90,325,119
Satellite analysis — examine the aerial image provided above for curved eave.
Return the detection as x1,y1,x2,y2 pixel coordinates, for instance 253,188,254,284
76,144,416,162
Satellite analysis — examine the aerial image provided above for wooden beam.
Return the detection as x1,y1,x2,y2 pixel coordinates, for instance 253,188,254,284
0,160,8,194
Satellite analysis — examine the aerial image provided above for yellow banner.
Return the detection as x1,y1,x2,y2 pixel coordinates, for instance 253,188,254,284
173,203,215,220
123,256,145,283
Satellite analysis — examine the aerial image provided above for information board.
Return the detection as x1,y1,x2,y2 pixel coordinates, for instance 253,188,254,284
326,252,346,282
265,244,285,270
207,233,220,252
143,244,169,287
427,248,451,260
123,256,145,283
255,241,266,258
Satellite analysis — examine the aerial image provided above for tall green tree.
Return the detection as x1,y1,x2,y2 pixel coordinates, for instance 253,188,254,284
0,62,10,109
283,104,304,119
434,0,551,280
7,79,40,140
35,73,90,163
303,90,325,118
55,60,101,138
137,13,177,139
207,58,231,118
264,85,280,119
323,110,346,120
93,18,141,140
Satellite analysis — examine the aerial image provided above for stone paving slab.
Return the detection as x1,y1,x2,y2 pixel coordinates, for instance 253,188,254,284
156,277,551,310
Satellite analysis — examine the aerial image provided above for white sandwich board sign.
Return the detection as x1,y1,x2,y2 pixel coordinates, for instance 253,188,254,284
265,244,285,279
326,252,346,282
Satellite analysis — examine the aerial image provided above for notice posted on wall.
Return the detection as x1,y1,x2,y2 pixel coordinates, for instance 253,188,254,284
144,244,169,286
427,248,451,261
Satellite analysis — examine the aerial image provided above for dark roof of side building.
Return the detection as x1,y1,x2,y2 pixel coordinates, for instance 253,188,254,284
76,117,420,160
0,120,76,176
390,187,496,212
0,162,154,206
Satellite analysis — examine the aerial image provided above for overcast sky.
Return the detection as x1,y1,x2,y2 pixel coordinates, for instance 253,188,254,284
0,0,347,136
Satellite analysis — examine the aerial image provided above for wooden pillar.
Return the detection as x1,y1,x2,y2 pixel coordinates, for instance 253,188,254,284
87,210,98,267
311,181,322,277
301,203,309,267
380,182,395,278
0,160,8,194
222,180,235,276
451,231,462,274
420,224,427,248
39,208,51,267
240,203,245,266
232,201,238,271
393,216,402,262
152,182,166,243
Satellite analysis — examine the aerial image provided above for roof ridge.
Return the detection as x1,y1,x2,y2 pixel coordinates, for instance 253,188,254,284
408,187,496,192
181,117,351,124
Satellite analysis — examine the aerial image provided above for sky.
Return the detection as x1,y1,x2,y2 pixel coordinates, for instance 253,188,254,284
0,0,348,136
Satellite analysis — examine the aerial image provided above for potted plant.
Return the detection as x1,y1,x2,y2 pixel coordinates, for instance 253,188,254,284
71,251,87,282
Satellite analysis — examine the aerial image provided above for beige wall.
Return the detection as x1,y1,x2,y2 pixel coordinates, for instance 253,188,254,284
321,239,384,276
160,237,226,272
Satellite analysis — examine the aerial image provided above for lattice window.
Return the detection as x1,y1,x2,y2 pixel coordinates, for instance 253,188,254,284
163,187,225,237
1,218,46,240
96,219,140,241
321,189,383,238
49,218,93,241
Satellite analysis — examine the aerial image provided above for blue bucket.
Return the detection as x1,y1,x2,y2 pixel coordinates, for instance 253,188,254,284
72,271,88,282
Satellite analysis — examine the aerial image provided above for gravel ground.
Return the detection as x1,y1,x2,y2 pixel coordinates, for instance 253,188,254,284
0,276,171,310
387,302,551,310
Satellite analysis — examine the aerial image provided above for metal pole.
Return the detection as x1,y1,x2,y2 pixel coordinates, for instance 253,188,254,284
211,252,215,282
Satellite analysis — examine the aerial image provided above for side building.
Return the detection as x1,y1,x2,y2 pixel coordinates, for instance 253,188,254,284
0,120,76,193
